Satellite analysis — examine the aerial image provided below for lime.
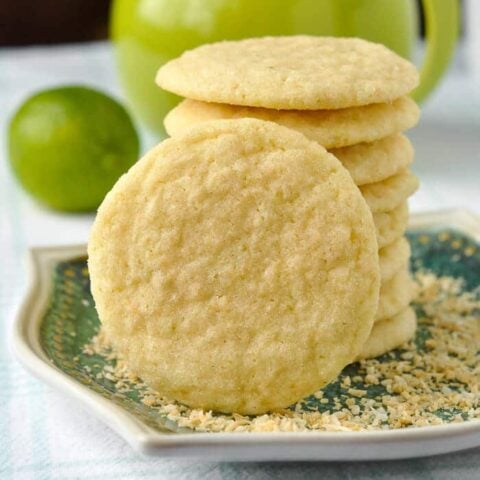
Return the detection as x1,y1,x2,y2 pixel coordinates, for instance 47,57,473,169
8,86,140,212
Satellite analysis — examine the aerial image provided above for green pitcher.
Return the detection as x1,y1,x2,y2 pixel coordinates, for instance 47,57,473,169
111,0,459,136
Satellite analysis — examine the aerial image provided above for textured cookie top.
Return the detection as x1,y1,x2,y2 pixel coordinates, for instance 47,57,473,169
88,118,380,415
156,36,419,110
165,97,420,149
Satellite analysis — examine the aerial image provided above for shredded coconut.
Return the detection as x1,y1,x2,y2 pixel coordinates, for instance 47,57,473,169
80,271,480,433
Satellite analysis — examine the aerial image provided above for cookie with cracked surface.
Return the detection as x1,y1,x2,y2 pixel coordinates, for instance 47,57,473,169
331,134,414,186
373,203,409,249
88,118,380,415
379,236,411,282
358,307,417,360
164,97,420,149
156,36,419,110
360,169,419,213
376,267,413,322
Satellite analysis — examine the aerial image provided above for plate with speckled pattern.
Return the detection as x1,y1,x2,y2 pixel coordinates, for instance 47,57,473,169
12,209,480,461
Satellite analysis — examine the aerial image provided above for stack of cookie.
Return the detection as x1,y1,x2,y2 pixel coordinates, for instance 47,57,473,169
89,118,382,414
156,36,420,360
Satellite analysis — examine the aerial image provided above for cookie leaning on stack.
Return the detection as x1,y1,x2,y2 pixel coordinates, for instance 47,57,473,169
158,36,421,359
89,118,380,414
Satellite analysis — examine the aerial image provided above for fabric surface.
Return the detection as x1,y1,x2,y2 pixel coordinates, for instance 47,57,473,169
0,42,479,479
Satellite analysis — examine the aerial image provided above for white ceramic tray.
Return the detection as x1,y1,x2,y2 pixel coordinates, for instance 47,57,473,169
11,209,480,461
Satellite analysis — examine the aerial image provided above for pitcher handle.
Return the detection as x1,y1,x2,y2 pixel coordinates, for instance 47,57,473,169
413,0,460,102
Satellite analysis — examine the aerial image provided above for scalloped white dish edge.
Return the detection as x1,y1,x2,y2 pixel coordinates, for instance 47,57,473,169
10,208,480,461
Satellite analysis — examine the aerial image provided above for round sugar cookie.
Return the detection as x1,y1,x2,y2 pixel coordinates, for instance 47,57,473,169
373,203,409,248
88,118,380,415
376,267,413,322
360,169,419,213
358,307,417,360
379,237,411,282
164,97,420,149
331,134,414,186
156,36,419,110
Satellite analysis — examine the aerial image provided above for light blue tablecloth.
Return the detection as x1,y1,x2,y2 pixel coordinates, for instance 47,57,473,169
1,42,479,479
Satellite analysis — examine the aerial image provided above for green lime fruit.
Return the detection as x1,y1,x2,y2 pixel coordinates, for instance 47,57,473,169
8,86,140,212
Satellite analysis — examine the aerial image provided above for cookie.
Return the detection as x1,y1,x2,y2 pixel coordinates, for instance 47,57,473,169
358,307,417,360
164,97,420,149
156,36,419,110
376,267,413,322
379,236,411,282
360,169,419,213
373,203,409,248
88,118,380,415
331,134,414,186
